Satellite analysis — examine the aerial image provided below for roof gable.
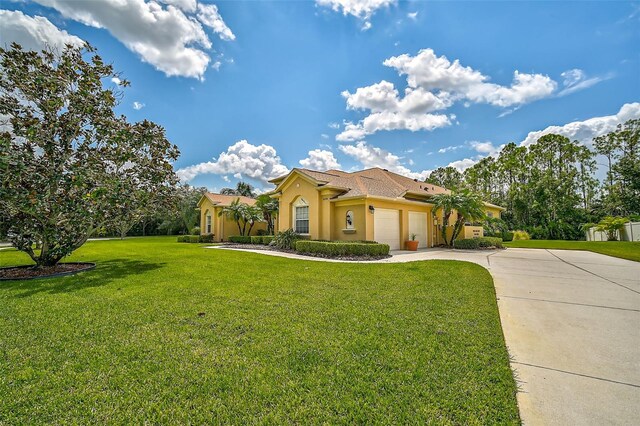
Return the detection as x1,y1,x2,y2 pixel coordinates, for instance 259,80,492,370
198,193,257,208
269,167,451,202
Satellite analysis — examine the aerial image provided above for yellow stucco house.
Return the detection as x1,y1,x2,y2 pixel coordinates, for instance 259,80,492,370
197,193,268,242
268,167,504,250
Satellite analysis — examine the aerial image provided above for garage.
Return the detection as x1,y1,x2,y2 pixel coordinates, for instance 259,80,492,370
408,212,429,248
374,208,400,250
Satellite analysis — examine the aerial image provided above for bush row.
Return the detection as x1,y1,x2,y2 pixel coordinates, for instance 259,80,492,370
177,234,214,243
226,235,276,244
251,235,275,245
295,240,390,257
454,237,504,250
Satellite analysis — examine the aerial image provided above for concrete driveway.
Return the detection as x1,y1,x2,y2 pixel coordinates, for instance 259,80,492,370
211,245,640,424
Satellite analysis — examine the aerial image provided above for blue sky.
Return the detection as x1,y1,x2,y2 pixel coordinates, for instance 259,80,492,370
2,0,639,191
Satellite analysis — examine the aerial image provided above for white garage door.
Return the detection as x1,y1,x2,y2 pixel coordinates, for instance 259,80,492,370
374,208,400,250
408,212,428,248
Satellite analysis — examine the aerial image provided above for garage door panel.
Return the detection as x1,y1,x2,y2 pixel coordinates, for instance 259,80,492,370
409,212,428,248
374,208,400,250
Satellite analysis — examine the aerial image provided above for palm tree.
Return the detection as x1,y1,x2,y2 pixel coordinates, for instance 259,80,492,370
220,181,256,198
219,198,245,235
595,216,628,241
432,190,486,246
255,194,279,235
218,198,264,236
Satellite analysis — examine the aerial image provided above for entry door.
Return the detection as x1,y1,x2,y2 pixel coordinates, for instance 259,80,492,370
374,208,400,250
408,212,428,248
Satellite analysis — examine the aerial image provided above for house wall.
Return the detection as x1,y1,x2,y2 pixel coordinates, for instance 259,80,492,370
363,198,433,248
199,198,267,242
277,175,323,239
333,202,366,241
485,206,502,219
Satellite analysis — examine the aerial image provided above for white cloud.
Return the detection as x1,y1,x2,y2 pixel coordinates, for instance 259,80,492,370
159,0,197,13
133,101,145,110
338,141,430,180
299,149,341,170
557,68,611,97
32,0,234,79
316,0,396,29
196,3,235,41
111,77,122,85
407,11,418,20
176,140,290,184
384,49,557,107
520,103,640,147
438,145,462,154
0,10,84,52
328,122,341,129
337,48,557,140
468,140,503,156
321,133,330,139
447,158,477,172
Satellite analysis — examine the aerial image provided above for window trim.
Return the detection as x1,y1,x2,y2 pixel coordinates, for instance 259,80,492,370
205,210,212,234
292,198,310,235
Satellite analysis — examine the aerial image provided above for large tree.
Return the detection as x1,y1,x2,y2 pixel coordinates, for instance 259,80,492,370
425,166,463,190
0,43,179,267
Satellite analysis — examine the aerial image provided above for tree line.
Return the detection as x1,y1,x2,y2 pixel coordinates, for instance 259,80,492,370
425,121,640,240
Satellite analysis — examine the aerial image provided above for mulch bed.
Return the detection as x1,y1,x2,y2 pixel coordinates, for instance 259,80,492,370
218,243,391,261
0,263,96,281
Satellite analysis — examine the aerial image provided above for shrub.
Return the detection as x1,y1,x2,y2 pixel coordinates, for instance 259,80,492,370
501,231,514,242
198,233,214,243
176,236,187,243
187,235,200,243
295,240,390,257
256,229,267,236
272,229,301,250
228,235,252,244
512,230,530,241
190,226,201,235
262,236,275,245
454,237,503,249
250,236,264,244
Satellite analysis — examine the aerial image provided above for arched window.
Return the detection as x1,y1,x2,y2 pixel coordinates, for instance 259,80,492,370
205,210,212,234
346,210,354,229
293,198,309,234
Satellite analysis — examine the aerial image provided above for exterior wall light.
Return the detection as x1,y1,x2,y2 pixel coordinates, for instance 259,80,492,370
368,205,375,213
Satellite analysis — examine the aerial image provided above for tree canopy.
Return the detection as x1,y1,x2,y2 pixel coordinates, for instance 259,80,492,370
0,43,179,266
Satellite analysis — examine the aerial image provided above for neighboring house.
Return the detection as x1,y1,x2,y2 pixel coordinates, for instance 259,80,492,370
268,167,504,250
197,193,268,242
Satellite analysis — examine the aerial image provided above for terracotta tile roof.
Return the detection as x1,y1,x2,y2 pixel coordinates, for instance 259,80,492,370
285,167,450,201
203,193,257,207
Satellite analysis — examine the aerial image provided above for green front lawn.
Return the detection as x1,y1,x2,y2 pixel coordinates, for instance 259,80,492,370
0,237,519,424
505,239,640,262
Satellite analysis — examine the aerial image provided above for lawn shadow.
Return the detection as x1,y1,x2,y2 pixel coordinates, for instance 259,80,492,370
0,259,166,298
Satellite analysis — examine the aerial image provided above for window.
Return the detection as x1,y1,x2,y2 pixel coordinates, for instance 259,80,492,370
346,210,354,229
487,211,494,218
295,206,309,234
205,211,212,234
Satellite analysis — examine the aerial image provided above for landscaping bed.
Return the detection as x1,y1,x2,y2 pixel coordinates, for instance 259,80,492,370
0,262,96,280
219,236,391,261
219,241,391,261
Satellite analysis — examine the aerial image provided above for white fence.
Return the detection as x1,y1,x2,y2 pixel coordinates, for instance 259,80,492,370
585,222,640,242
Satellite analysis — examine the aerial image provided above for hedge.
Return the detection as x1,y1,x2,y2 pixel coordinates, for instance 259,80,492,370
454,237,504,249
199,234,214,243
295,240,390,257
177,234,214,243
228,235,252,244
501,231,514,242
